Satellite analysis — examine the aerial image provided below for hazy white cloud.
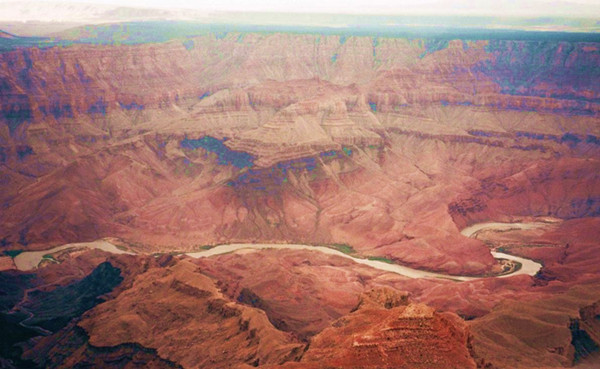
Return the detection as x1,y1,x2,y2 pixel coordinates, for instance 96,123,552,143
1,0,599,17
80,0,600,16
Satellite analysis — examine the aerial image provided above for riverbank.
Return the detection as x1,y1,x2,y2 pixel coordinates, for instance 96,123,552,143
12,240,134,271
8,222,544,281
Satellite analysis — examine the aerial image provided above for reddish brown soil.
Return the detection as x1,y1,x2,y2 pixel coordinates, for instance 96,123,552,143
268,288,477,369
1,31,599,369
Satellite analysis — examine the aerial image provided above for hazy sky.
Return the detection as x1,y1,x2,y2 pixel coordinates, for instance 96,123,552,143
70,0,600,15
2,0,600,17
70,0,600,16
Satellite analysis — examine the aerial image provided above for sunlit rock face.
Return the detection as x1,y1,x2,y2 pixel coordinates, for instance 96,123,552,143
1,31,599,275
1,22,600,369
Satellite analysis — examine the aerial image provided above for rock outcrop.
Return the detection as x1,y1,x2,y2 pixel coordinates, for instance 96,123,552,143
270,288,476,369
69,259,304,369
1,25,600,369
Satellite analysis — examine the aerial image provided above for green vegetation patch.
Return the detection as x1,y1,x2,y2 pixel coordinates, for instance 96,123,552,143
41,254,58,263
367,256,395,264
3,250,23,258
327,243,356,255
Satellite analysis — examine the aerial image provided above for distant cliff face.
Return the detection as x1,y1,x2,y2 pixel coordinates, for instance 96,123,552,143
1,28,600,369
1,34,599,138
0,31,599,276
481,40,600,102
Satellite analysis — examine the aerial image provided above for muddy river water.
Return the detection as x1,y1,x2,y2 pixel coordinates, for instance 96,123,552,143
13,223,544,281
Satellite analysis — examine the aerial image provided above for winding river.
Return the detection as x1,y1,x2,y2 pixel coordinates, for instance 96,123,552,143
12,223,544,281
13,240,135,271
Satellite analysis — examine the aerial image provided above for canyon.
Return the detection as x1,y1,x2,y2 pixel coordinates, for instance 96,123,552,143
0,18,599,369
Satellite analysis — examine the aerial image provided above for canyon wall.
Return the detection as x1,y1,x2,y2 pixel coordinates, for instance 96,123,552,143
1,31,599,277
